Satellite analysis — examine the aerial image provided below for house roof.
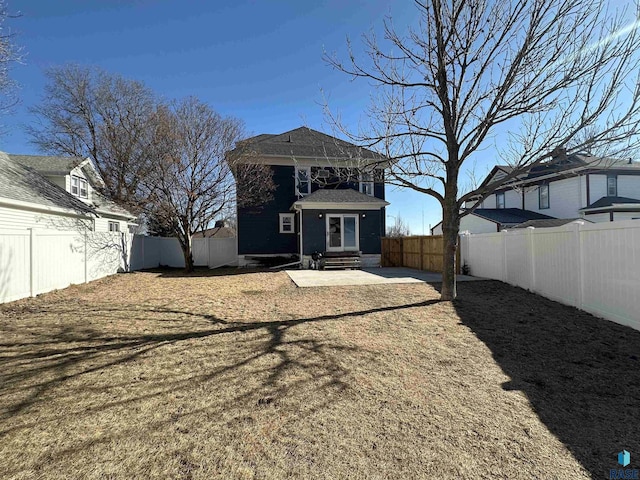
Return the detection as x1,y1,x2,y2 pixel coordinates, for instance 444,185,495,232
0,152,96,216
192,227,236,238
238,127,385,161
7,153,86,174
292,188,389,210
470,208,555,225
583,196,640,209
512,218,588,229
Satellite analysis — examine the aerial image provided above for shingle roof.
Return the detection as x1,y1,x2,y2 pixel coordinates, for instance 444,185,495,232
512,218,588,229
584,196,640,209
239,127,385,161
7,154,86,174
293,188,388,205
0,152,96,215
470,208,555,224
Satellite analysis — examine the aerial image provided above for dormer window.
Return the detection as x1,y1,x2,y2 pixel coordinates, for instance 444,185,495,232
295,167,310,196
359,172,374,196
71,176,88,199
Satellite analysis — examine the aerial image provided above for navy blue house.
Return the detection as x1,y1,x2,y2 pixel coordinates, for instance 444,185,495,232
232,127,389,268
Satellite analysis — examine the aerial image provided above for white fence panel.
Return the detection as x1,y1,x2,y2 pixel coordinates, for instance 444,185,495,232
192,238,208,266
462,220,640,331
34,230,85,295
0,230,31,303
207,237,237,268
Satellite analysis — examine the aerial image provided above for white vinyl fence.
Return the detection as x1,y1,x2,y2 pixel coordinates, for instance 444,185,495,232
0,231,238,304
129,236,237,270
0,229,132,303
460,220,640,331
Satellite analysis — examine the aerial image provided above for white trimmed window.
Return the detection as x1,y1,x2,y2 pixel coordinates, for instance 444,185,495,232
71,176,88,198
279,213,294,233
108,221,120,232
359,172,374,196
539,184,550,209
607,175,617,196
295,167,310,196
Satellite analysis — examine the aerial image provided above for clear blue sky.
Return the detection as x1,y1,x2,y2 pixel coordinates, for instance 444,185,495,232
2,0,480,234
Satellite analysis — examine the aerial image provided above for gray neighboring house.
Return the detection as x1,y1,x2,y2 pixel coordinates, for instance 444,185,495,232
0,152,137,232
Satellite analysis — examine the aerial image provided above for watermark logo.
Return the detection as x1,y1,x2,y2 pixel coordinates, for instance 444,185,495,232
610,450,638,479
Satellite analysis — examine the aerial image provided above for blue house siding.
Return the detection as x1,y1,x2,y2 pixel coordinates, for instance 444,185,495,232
237,165,298,255
302,209,383,255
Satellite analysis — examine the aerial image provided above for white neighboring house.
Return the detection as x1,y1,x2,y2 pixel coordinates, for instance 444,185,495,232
0,152,137,232
432,150,640,234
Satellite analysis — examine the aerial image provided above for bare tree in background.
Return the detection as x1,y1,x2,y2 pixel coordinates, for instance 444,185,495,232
325,0,640,300
0,1,22,119
28,64,158,213
386,215,411,237
145,98,274,272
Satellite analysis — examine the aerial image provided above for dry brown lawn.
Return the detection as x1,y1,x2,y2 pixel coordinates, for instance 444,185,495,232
1,269,639,479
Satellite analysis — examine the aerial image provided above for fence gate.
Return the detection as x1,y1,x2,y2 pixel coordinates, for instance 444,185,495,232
192,237,237,268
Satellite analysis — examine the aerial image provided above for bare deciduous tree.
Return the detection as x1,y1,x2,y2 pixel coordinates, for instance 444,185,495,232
386,215,411,237
28,64,158,213
146,98,274,272
325,0,640,300
0,1,22,120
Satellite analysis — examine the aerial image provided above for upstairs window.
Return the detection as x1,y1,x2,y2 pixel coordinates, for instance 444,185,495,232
359,172,374,196
295,167,310,196
607,175,617,196
496,192,505,209
108,221,120,232
71,176,88,198
539,184,550,209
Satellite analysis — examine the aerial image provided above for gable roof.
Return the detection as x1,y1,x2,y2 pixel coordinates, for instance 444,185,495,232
0,153,96,216
7,154,86,175
470,208,555,225
238,127,385,161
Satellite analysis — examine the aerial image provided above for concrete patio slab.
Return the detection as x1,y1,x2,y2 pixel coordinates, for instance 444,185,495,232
286,267,484,288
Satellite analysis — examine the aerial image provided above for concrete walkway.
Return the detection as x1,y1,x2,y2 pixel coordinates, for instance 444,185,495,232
286,267,483,288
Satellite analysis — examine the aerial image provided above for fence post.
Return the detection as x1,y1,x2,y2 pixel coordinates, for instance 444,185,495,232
502,231,508,282
572,222,584,308
28,228,35,297
527,227,536,291
84,229,88,283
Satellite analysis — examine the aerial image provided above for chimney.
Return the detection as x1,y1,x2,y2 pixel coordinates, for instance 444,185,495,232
214,220,225,228
550,147,567,161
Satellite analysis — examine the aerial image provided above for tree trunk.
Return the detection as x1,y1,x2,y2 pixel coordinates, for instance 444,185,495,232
440,173,460,301
180,234,195,273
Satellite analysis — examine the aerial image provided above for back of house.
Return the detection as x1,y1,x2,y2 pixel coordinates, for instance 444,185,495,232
231,127,389,268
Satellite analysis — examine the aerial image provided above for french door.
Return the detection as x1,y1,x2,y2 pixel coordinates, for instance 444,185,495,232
326,214,359,251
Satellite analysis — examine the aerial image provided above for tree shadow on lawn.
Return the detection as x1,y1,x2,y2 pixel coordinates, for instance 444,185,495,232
454,280,640,478
0,298,438,471
145,266,276,277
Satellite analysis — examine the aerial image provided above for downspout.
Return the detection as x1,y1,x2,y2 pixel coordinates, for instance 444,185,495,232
296,205,303,268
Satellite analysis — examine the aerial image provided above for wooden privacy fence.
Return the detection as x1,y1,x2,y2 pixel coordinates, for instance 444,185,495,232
381,235,461,274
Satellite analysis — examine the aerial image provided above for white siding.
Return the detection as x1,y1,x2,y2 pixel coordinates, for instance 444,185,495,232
505,189,521,209
618,175,640,198
584,212,610,223
580,175,588,208
0,204,92,231
460,214,499,234
432,223,443,235
482,194,496,208
589,174,607,202
523,177,582,218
